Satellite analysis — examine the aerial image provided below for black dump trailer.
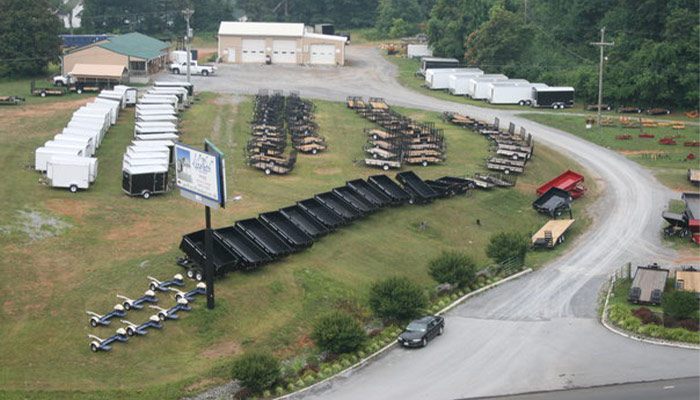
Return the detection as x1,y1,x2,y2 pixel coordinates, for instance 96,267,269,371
121,165,169,199
368,174,412,204
332,186,378,213
315,191,364,221
346,179,392,207
280,205,330,239
532,187,572,217
235,218,293,259
297,198,346,229
436,176,474,194
179,229,240,280
214,226,272,269
259,211,314,251
395,171,438,204
423,180,453,198
532,86,575,109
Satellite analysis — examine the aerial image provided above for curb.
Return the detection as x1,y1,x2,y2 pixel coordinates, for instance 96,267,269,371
600,275,700,350
274,268,533,400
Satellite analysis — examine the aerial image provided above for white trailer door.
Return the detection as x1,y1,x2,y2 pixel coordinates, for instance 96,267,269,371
241,39,266,63
272,40,297,64
309,44,335,65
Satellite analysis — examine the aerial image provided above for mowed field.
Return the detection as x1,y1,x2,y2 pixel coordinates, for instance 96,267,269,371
0,91,597,398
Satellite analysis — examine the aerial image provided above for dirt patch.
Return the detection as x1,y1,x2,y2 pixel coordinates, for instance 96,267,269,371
44,199,94,223
313,168,341,175
0,98,92,120
199,341,242,359
674,247,700,264
184,377,224,393
103,217,177,258
1,210,72,241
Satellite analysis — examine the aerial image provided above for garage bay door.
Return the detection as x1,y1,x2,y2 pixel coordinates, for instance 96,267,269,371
309,44,335,65
272,40,297,64
241,39,266,63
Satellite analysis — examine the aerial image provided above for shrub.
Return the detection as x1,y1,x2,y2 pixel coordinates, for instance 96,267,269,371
274,386,285,396
486,232,529,264
231,352,281,393
311,311,366,354
632,307,661,325
369,277,427,321
427,251,477,288
663,291,700,320
262,389,271,398
678,319,699,332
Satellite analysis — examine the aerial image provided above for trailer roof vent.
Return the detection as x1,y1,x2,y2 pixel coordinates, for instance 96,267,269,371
628,286,641,301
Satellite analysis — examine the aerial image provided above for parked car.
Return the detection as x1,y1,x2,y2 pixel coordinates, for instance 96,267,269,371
169,61,215,76
397,315,444,348
585,103,612,111
616,106,642,113
645,108,671,115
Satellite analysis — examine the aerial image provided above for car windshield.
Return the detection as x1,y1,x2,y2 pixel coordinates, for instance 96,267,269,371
405,322,427,332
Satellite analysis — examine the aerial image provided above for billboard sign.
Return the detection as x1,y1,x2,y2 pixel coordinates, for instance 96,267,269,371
175,143,225,208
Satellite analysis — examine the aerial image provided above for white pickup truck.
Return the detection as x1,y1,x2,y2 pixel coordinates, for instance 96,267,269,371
169,61,216,76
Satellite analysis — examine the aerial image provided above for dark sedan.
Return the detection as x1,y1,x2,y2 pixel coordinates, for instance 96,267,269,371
397,315,444,348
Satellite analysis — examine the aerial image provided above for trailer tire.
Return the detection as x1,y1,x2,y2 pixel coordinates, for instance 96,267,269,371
264,168,271,175
518,100,526,106
90,343,99,352
90,318,98,328
311,148,318,154
202,70,209,76
504,169,510,175
372,134,378,140
195,271,203,281
561,234,566,242
123,302,131,311
186,269,195,279
526,100,532,106
422,160,428,167
76,88,83,94
173,68,180,74
126,327,135,336
69,185,78,193
149,283,157,292
158,313,166,321
373,153,378,159
382,164,390,171
142,191,151,199
40,91,47,97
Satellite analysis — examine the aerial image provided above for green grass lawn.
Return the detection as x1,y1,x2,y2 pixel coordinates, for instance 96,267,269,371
519,113,700,192
0,92,597,398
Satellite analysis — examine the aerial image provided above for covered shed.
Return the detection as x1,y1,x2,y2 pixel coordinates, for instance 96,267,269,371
62,32,170,77
68,64,127,89
217,22,346,66
628,264,670,305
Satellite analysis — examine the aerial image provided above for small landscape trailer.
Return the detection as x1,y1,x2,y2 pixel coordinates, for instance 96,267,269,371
315,191,364,221
235,218,293,258
346,178,392,207
259,211,314,250
628,264,670,305
424,176,474,197
532,187,572,218
332,186,378,213
0,96,25,105
279,205,330,238
532,86,575,109
447,72,485,95
395,171,438,204
368,174,412,203
531,219,575,248
536,170,586,198
425,68,482,90
30,80,67,97
214,226,273,269
121,165,169,199
418,57,459,76
179,229,240,280
297,198,346,229
44,156,98,192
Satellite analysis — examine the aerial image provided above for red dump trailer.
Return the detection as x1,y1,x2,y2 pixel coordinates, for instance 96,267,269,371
536,170,587,198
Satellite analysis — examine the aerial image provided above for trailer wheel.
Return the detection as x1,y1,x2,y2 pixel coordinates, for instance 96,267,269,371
408,198,415,205
372,134,378,140
504,169,510,175
526,100,532,106
202,70,209,76
142,191,151,199
149,282,157,292
264,168,272,175
311,148,318,155
518,100,525,106
69,185,78,193
561,234,566,242
90,343,99,352
186,269,195,279
195,271,203,281
123,302,131,311
173,68,180,74
55,81,64,87
382,164,390,171
126,327,135,337
158,313,166,321
421,160,428,167
40,91,47,98
373,153,378,159
90,318,98,328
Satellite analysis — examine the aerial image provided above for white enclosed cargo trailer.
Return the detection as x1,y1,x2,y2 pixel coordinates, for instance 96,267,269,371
136,114,178,123
44,140,89,156
93,97,122,119
122,156,169,170
140,94,179,109
78,104,116,125
35,147,83,171
62,127,102,148
97,91,126,109
153,81,194,96
448,72,486,95
45,156,98,192
407,44,433,59
468,74,509,99
135,133,179,141
488,81,548,105
425,68,482,90
134,125,178,136
54,134,95,156
113,85,138,106
66,120,106,144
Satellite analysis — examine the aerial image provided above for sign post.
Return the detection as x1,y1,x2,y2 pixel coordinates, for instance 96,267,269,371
174,140,226,310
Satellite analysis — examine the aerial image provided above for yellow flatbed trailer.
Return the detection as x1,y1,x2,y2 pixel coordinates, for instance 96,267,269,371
532,219,575,248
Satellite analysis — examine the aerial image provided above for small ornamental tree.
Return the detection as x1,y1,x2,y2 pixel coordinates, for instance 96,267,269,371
231,352,280,393
485,232,529,264
311,311,366,354
428,251,477,287
663,291,700,320
369,277,427,321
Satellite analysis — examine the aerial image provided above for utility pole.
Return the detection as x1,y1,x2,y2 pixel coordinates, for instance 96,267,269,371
590,27,614,128
182,8,195,83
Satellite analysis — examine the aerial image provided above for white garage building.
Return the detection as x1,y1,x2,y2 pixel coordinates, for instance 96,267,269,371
217,22,347,66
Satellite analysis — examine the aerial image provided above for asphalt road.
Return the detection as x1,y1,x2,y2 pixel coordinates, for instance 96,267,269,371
465,377,700,400
160,46,700,399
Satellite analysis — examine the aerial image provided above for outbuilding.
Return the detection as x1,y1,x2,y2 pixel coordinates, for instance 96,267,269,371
62,32,170,77
217,22,347,66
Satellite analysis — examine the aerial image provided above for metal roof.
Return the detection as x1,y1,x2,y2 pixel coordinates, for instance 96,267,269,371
218,22,305,37
69,63,127,78
97,32,169,60
303,32,347,42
